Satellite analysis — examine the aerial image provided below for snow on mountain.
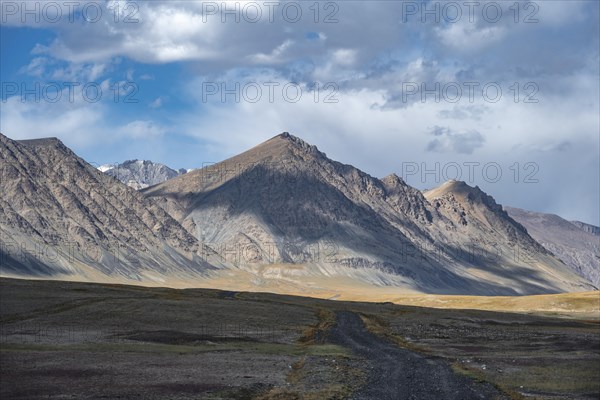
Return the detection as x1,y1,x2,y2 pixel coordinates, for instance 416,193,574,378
98,160,188,189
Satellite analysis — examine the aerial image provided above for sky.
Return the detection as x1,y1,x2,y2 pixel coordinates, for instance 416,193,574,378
1,0,599,225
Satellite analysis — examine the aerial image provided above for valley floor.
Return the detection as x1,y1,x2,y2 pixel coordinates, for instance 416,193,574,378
0,278,598,399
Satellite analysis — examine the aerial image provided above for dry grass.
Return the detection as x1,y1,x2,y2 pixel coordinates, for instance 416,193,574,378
9,270,598,319
298,308,336,345
191,269,599,318
257,386,350,400
385,291,600,318
450,362,525,400
258,355,360,400
358,311,600,400
258,308,362,399
286,357,306,385
358,313,429,354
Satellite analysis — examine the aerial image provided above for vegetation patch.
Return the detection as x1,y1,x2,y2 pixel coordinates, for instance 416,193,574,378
358,312,429,353
298,308,336,345
451,362,525,400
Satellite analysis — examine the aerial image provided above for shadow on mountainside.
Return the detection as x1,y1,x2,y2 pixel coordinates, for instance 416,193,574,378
157,165,567,295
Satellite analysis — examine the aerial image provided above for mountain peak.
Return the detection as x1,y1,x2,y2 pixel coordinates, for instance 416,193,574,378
381,173,406,188
270,132,317,150
444,179,470,189
100,159,186,189
269,131,298,143
424,179,505,215
122,159,149,166
0,132,209,281
2,131,591,295
16,137,65,148
232,132,327,165
9,136,74,160
424,180,480,200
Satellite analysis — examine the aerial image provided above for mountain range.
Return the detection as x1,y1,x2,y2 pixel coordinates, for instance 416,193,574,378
143,133,593,294
99,160,189,189
1,131,596,295
0,133,215,285
505,207,600,287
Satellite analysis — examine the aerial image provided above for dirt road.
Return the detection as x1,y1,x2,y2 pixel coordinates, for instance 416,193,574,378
328,311,505,400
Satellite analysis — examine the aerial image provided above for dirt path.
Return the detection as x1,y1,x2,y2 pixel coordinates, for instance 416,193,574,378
328,311,505,400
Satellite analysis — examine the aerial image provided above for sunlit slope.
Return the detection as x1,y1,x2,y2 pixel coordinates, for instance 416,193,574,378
144,133,594,295
192,267,599,318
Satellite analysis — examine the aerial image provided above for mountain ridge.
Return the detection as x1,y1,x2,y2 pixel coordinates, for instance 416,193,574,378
0,132,214,285
1,131,594,294
505,206,600,286
99,159,189,189
144,132,593,295
570,220,600,236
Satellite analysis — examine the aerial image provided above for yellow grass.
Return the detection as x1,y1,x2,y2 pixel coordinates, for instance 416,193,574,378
190,266,599,318
4,265,598,318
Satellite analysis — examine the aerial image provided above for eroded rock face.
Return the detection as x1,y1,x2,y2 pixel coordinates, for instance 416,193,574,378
570,221,600,236
506,207,600,287
0,133,212,282
144,133,593,295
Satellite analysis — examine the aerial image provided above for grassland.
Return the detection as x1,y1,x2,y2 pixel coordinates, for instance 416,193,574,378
191,267,600,319
0,278,598,399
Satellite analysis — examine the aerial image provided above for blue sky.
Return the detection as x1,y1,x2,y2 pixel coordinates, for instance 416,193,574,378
1,0,599,224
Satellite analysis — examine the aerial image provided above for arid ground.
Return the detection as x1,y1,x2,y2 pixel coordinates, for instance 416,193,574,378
1,278,598,399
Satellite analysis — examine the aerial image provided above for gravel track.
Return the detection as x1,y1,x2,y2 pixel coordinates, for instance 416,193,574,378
328,311,505,400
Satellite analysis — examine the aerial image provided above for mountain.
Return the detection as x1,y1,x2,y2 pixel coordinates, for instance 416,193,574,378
505,207,600,287
2,131,593,295
143,133,593,295
569,220,600,236
99,160,188,189
0,133,214,285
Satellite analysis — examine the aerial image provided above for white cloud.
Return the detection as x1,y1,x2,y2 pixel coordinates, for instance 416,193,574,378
435,20,507,52
426,127,485,154
19,57,48,77
0,92,106,147
3,0,598,223
27,2,222,63
51,62,108,82
4,1,406,69
0,81,164,147
537,1,587,26
249,40,294,64
118,120,167,139
172,66,599,223
149,97,164,109
332,49,358,67
312,48,361,83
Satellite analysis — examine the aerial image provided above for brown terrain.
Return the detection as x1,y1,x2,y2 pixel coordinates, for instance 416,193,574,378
1,278,598,400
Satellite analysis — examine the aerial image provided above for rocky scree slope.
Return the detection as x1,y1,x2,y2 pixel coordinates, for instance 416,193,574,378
143,133,593,295
0,133,213,283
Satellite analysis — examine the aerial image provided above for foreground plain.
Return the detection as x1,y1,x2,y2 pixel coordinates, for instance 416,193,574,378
0,278,598,399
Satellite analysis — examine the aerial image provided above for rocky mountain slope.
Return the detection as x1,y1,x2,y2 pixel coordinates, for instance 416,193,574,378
569,220,600,236
144,133,593,295
99,160,188,189
0,133,214,284
505,207,600,287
